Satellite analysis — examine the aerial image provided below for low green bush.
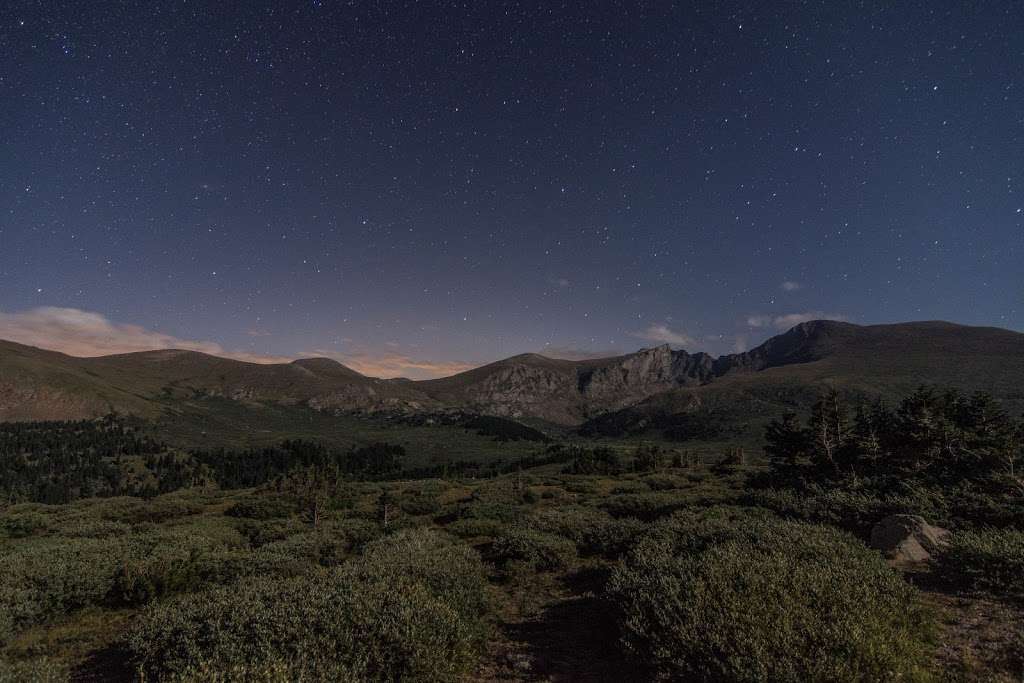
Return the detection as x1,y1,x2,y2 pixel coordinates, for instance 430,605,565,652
525,507,643,558
94,497,203,524
0,507,53,538
599,492,690,521
745,485,950,536
456,500,521,522
0,536,128,643
608,481,648,495
642,474,688,491
55,518,132,539
224,495,295,520
562,479,601,495
491,527,576,571
607,511,935,682
235,518,296,548
106,526,247,606
520,487,542,504
935,528,1024,602
399,495,442,516
445,517,507,539
129,529,490,681
0,656,68,683
333,518,384,551
0,523,245,641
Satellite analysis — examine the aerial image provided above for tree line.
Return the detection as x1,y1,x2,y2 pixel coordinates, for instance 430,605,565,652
763,386,1023,492
0,417,408,505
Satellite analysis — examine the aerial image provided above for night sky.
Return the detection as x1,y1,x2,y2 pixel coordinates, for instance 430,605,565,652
1,2,1022,378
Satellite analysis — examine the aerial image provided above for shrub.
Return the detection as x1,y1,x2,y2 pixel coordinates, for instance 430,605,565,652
491,527,576,572
445,517,507,539
399,496,442,516
642,474,688,491
599,492,690,521
0,510,51,538
745,485,950,536
525,507,643,558
0,537,128,643
934,528,1024,602
0,656,68,682
95,497,203,524
107,526,247,606
563,479,600,495
520,487,541,504
334,518,384,552
129,530,489,681
0,524,245,641
607,512,935,682
608,481,648,495
224,495,295,520
56,519,132,539
235,519,296,548
456,500,521,523
355,529,491,623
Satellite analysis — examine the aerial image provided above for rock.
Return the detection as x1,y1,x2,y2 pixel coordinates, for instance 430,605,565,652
870,514,950,563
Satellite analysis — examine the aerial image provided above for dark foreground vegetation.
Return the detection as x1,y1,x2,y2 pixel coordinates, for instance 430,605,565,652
1,386,1022,681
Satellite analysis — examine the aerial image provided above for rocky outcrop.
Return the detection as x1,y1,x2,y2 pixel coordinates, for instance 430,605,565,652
869,514,950,563
413,327,847,424
579,346,713,398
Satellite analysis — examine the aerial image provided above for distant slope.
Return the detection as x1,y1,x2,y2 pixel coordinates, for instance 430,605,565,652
0,341,437,422
2,320,1022,429
0,340,157,420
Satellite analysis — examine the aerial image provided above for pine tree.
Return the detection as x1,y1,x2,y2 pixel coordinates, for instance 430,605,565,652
763,411,810,473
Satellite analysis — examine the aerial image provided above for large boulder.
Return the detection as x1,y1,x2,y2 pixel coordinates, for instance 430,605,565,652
870,514,949,563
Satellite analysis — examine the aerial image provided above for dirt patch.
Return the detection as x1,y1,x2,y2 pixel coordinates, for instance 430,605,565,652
926,591,1024,681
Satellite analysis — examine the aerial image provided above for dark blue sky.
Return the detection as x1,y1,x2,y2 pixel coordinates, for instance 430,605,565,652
1,1,1021,377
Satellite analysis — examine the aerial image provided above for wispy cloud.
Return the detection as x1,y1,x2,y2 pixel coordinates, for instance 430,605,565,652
780,280,802,292
747,312,847,330
629,323,696,347
0,307,477,379
0,306,287,362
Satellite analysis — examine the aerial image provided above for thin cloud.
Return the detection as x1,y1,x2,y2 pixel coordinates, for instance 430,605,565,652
780,281,802,291
747,312,847,330
630,324,696,347
0,306,284,361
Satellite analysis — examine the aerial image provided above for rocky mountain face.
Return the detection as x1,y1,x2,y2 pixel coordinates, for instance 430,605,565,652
417,322,844,423
2,320,1022,426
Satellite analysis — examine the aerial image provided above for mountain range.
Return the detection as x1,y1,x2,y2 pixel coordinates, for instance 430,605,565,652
2,321,1023,436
